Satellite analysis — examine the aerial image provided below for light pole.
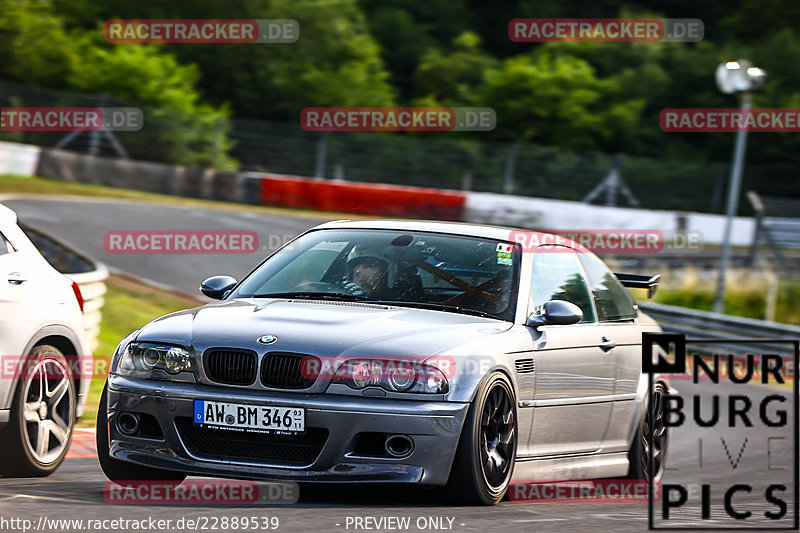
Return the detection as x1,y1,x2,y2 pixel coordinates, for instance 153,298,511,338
712,60,766,314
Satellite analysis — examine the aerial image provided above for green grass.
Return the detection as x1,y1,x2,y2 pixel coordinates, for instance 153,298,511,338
78,274,203,428
651,280,800,325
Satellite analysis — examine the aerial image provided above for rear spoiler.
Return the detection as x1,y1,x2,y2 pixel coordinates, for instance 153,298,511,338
615,273,660,299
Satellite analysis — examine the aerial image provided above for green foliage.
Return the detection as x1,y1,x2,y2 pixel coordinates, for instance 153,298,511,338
479,52,644,149
0,0,236,168
81,0,399,121
67,40,237,168
414,32,497,106
233,0,396,117
0,0,75,86
652,281,800,325
3,0,800,182
67,40,203,112
364,6,436,99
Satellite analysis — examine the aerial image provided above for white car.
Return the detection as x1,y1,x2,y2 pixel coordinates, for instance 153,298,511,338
0,203,89,476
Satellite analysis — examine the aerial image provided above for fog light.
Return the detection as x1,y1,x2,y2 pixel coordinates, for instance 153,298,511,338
117,412,140,435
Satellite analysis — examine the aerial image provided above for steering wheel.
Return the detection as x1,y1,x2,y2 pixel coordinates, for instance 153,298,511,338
289,281,340,292
290,280,367,297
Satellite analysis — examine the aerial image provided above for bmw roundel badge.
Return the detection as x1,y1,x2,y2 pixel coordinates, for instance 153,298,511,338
257,335,278,345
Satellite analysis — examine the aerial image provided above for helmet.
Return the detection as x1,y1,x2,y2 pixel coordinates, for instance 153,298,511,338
345,243,396,285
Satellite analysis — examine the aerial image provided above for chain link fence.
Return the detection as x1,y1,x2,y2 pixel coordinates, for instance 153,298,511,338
1,79,795,213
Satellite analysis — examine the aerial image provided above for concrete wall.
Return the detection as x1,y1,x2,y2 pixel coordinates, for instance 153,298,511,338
465,192,755,247
258,173,466,220
0,141,40,176
0,141,757,245
35,147,261,204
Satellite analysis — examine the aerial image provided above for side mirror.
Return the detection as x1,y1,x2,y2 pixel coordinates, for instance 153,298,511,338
200,275,237,300
526,300,583,327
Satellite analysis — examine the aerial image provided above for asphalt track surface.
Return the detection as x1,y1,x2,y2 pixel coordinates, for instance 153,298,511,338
0,196,797,532
3,196,324,295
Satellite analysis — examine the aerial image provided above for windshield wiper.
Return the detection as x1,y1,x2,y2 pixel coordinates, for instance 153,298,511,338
250,291,370,301
248,293,499,318
365,300,499,319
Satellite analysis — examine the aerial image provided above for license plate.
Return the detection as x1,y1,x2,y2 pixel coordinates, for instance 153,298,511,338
194,400,305,434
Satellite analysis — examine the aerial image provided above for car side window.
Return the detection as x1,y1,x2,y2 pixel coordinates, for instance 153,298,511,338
577,253,637,322
530,247,595,323
0,231,12,255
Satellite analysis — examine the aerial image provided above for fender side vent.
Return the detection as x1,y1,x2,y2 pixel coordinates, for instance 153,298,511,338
514,358,535,374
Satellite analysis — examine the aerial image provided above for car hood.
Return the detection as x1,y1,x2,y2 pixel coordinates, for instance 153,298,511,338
135,298,512,358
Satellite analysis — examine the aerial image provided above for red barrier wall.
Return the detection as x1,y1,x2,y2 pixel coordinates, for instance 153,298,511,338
259,174,466,220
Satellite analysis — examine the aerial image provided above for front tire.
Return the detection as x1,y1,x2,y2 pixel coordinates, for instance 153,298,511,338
0,345,76,477
96,383,186,485
446,372,517,505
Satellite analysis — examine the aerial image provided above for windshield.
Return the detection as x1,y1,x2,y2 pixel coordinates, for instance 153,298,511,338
230,229,519,321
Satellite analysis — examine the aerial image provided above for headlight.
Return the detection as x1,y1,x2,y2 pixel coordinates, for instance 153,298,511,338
117,343,193,378
140,347,161,369
331,359,448,394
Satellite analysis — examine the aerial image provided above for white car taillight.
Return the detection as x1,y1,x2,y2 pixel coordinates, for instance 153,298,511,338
70,281,84,313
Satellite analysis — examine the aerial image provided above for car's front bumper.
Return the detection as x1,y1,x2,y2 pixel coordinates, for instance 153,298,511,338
106,375,469,485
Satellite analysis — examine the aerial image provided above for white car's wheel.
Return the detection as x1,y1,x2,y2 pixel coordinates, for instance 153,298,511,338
0,345,75,477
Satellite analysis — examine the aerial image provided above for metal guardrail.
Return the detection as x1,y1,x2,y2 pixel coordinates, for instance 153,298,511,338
747,191,800,272
640,301,800,357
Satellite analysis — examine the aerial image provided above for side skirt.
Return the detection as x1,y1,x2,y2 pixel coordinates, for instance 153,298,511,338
511,451,630,482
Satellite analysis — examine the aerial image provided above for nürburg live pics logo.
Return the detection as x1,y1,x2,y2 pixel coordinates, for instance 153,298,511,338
642,332,798,529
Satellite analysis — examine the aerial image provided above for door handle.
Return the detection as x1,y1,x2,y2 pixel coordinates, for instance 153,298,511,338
7,272,27,285
600,336,617,352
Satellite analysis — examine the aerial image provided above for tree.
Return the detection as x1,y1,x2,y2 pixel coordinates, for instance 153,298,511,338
0,0,236,168
120,0,398,120
413,32,497,107
0,0,76,87
479,52,644,149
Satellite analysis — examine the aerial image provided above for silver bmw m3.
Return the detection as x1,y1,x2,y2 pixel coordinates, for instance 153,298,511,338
97,220,672,504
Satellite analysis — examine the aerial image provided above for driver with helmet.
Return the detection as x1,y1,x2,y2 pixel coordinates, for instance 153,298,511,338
339,244,393,299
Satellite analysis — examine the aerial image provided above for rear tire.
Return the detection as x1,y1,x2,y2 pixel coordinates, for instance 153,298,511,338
628,382,669,481
96,383,186,485
445,372,517,505
0,345,75,477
